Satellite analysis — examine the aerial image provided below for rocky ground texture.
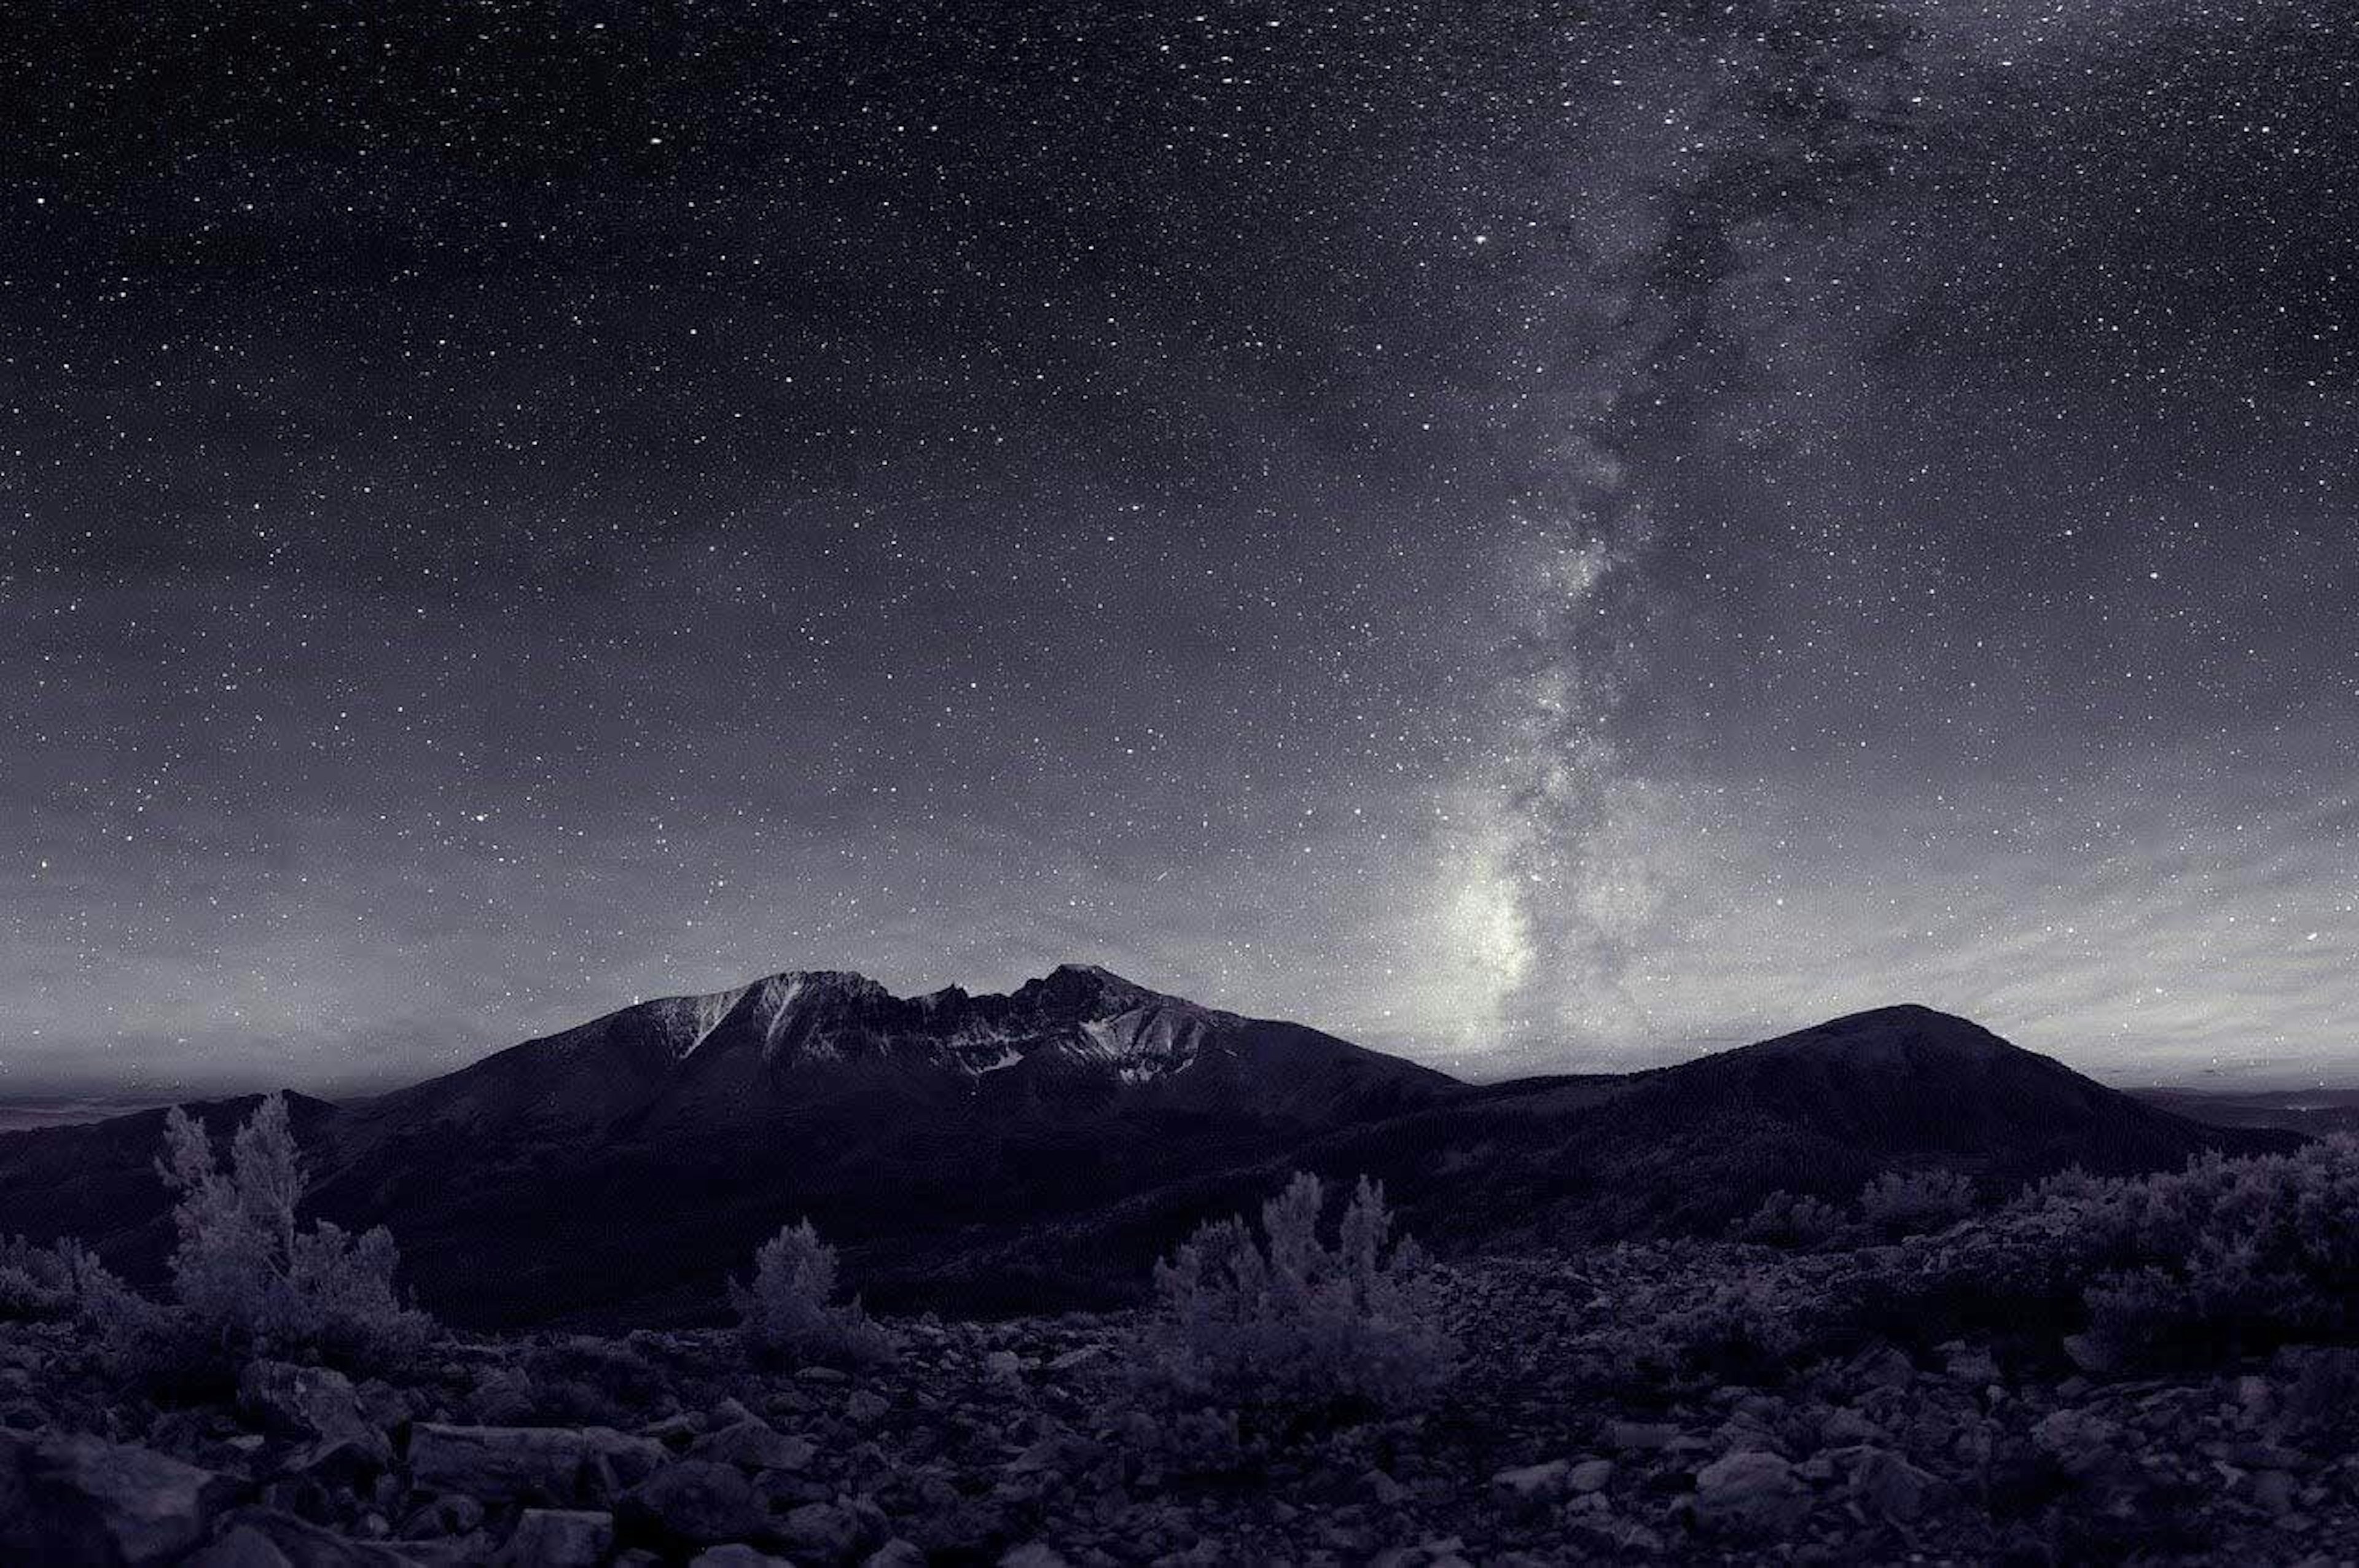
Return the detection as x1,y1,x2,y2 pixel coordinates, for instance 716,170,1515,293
7,1246,2359,1566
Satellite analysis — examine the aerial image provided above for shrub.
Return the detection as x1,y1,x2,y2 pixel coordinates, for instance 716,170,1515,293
1136,1172,1454,1416
2064,1139,2359,1364
522,1335,673,1424
154,1093,431,1370
1858,1168,1978,1236
66,1094,431,1386
729,1220,894,1368
0,1238,77,1322
1731,1191,1850,1249
1759,1141,2359,1373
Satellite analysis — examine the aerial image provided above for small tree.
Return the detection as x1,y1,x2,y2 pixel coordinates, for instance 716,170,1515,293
729,1220,894,1367
1138,1172,1453,1415
133,1093,429,1372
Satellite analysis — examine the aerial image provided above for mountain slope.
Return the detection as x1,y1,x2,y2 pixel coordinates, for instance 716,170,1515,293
1329,1004,2299,1247
0,986,2288,1327
941,1004,2300,1301
149,964,1453,1324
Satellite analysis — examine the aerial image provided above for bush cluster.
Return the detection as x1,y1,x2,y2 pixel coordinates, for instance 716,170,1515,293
65,1094,432,1387
1858,1168,1978,1236
2030,1139,2359,1365
0,1237,79,1323
1716,1139,2359,1376
1735,1166,1981,1249
1135,1172,1455,1416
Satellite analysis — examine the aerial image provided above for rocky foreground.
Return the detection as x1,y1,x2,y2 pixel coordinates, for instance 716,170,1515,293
7,1245,2359,1567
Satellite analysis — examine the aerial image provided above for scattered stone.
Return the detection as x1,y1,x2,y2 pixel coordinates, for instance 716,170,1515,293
1604,1421,1676,1452
1492,1459,1570,1499
1001,1546,1073,1568
399,1492,485,1539
1942,1343,2001,1384
1820,1406,1881,1445
240,1361,393,1480
621,1459,765,1545
778,1499,864,1559
184,1524,297,1568
0,1430,234,1566
207,1507,422,1567
408,1424,664,1505
495,1507,614,1567
687,1549,794,1568
1848,1344,1915,1391
1846,1446,1944,1521
2252,1469,2298,1516
691,1419,816,1473
1693,1450,1809,1537
2061,1333,2120,1375
1566,1458,1614,1494
2032,1408,2121,1477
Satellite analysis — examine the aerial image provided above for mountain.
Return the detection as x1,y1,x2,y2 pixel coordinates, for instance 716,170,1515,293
0,964,1454,1325
0,980,2290,1328
921,1004,2302,1298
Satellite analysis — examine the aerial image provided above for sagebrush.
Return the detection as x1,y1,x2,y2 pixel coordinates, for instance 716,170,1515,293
0,1237,77,1323
1138,1172,1454,1414
1858,1168,1978,1236
730,1219,895,1367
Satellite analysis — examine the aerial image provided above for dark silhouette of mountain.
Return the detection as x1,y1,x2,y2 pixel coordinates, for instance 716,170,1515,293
0,982,2290,1327
918,1005,2302,1305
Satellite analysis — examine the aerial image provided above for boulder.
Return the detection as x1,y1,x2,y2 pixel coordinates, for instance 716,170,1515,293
240,1362,393,1480
494,1508,614,1567
1001,1547,1073,1568
620,1459,765,1546
1692,1450,1809,1537
690,1419,816,1474
689,1549,795,1568
1847,1344,1915,1392
2030,1409,2121,1478
0,1430,236,1565
1492,1459,1570,1500
399,1492,487,1539
1604,1421,1676,1453
408,1424,664,1506
1845,1446,1944,1521
205,1507,421,1567
1567,1459,1614,1494
183,1525,297,1568
778,1499,864,1561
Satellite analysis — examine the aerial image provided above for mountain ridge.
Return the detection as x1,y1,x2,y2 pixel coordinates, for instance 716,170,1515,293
0,964,2295,1327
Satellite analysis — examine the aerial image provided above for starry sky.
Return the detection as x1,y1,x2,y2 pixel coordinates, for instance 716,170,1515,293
5,1,2354,1098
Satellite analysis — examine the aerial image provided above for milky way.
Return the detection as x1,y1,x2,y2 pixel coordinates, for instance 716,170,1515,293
4,2,2353,1095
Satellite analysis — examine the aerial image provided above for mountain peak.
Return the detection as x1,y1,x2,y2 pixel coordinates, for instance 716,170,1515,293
1715,1004,2038,1085
1014,962,1162,1018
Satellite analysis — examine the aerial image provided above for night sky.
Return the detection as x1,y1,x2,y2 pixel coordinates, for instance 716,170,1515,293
5,1,2354,1098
